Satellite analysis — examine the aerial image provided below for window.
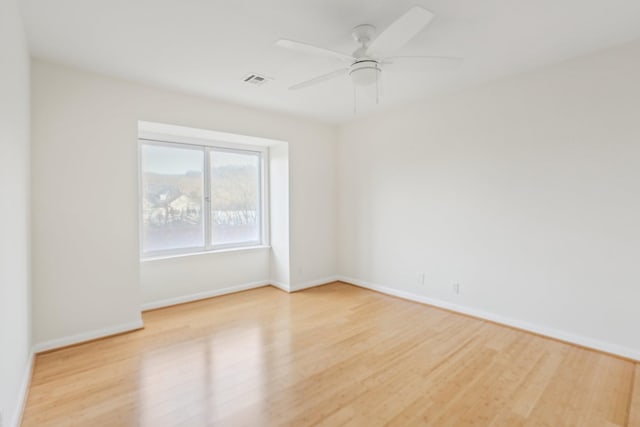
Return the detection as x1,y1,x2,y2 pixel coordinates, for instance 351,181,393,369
139,138,267,258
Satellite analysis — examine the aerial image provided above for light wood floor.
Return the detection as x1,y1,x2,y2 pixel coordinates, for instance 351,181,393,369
23,282,639,426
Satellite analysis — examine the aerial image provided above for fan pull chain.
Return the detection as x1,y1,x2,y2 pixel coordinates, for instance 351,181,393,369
353,84,357,115
376,68,379,105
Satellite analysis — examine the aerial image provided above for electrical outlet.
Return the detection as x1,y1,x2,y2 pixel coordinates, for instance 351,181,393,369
417,272,425,285
453,283,460,295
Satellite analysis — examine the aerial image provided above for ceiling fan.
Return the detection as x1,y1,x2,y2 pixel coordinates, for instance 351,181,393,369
275,6,461,91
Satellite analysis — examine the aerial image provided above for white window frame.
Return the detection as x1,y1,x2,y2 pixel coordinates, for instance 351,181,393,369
138,134,269,260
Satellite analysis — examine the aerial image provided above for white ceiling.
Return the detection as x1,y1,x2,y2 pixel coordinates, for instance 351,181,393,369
21,0,640,124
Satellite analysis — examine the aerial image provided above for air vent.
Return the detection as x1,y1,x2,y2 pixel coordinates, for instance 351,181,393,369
243,73,270,86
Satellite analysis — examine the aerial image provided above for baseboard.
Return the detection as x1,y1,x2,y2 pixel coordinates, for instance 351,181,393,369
33,319,144,353
10,350,34,427
141,276,338,309
142,280,271,311
269,276,341,293
289,276,341,292
269,281,290,292
338,276,640,362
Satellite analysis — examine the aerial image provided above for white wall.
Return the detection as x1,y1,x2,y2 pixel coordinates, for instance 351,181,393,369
31,60,337,345
269,142,291,288
0,0,32,425
338,40,640,358
288,127,338,289
140,249,270,309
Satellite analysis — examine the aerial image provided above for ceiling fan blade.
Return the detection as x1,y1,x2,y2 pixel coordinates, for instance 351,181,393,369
289,68,348,90
383,56,463,72
276,39,353,62
366,6,435,58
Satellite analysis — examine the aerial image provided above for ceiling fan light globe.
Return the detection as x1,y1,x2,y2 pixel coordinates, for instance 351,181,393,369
349,60,380,86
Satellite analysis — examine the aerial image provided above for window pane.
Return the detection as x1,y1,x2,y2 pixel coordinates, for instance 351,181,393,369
210,150,261,246
141,144,204,253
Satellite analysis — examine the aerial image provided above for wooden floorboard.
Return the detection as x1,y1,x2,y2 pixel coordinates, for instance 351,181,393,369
22,283,638,426
630,365,640,427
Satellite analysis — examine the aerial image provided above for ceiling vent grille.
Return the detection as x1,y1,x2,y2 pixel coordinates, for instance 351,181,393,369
243,73,269,85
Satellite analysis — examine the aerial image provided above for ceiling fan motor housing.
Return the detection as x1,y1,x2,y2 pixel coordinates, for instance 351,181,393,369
349,59,381,86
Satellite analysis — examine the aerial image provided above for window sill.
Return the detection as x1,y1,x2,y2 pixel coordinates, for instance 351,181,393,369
140,245,271,263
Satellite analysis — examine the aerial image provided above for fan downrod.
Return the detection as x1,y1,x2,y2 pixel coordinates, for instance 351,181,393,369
351,24,376,47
